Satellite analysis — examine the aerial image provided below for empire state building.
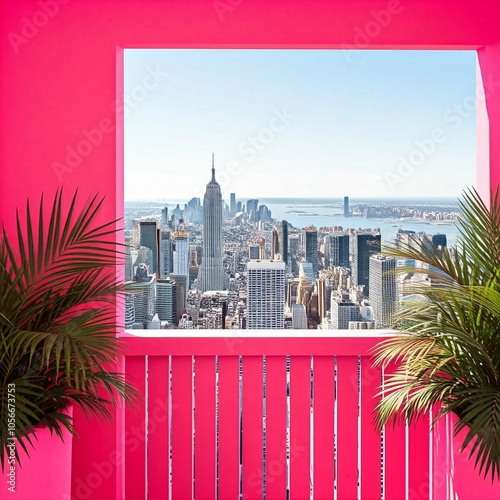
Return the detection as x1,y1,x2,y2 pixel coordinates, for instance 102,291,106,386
199,154,225,291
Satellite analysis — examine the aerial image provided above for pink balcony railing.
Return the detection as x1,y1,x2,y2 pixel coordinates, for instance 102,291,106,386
108,332,433,500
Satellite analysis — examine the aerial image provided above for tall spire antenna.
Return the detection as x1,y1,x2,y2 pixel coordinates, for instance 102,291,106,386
211,151,215,182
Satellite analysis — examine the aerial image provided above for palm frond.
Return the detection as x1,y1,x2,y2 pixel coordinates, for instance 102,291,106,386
0,189,140,471
373,186,500,480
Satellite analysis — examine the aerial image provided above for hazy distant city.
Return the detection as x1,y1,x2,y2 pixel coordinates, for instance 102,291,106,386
124,161,460,331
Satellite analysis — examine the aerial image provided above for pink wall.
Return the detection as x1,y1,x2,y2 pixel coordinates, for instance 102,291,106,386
1,1,500,498
0,407,73,500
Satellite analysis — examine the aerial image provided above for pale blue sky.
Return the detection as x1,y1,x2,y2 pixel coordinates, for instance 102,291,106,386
124,49,476,201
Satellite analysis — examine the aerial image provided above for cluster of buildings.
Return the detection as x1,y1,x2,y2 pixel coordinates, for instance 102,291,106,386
124,157,447,330
351,202,459,222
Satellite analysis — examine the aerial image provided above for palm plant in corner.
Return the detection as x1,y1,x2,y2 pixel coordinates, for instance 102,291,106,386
373,187,500,481
0,189,137,470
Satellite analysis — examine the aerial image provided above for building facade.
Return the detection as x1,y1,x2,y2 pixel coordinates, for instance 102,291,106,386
247,260,286,329
369,254,397,328
330,297,361,329
328,233,350,268
140,221,158,275
156,278,177,325
199,156,225,291
303,227,318,277
351,231,381,293
159,230,171,278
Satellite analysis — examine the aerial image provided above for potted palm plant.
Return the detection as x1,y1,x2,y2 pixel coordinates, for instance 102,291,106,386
373,187,500,492
0,189,137,497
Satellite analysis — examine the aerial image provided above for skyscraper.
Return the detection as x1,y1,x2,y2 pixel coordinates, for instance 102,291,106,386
156,278,177,325
369,254,397,328
330,297,360,329
129,263,156,324
199,154,225,291
351,231,381,293
247,260,285,329
124,235,134,282
159,230,171,278
140,221,158,275
173,229,189,297
230,193,236,215
124,293,135,329
246,199,259,214
271,229,279,259
303,227,318,277
161,206,169,226
291,303,308,329
344,196,349,217
431,233,447,249
249,245,260,260
173,231,188,275
328,233,350,268
281,220,289,266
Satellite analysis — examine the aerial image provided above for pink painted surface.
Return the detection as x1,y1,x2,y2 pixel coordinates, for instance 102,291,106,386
195,356,216,500
147,356,170,500
360,358,382,499
0,407,73,500
120,335,384,357
432,412,454,500
408,417,431,500
289,356,311,499
171,356,192,500
336,356,359,499
478,42,500,194
313,356,335,499
71,403,120,499
242,356,264,499
448,413,500,499
124,356,146,500
218,356,240,498
383,363,407,500
265,356,287,499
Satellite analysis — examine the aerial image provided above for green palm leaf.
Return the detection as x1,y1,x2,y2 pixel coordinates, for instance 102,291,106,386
373,186,500,481
0,189,139,471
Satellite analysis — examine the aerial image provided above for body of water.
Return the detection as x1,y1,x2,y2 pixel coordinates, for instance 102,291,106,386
259,198,460,245
127,197,461,246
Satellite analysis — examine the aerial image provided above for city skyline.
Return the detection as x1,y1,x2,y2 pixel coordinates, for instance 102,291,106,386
125,49,476,200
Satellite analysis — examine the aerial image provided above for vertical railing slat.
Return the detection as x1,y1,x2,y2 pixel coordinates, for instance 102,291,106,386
408,416,431,499
218,356,240,498
125,356,146,500
119,336,431,500
242,356,264,498
336,355,359,499
147,356,170,500
195,356,216,500
313,356,335,499
289,355,311,500
171,356,193,499
384,363,407,500
360,356,382,499
266,356,287,499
